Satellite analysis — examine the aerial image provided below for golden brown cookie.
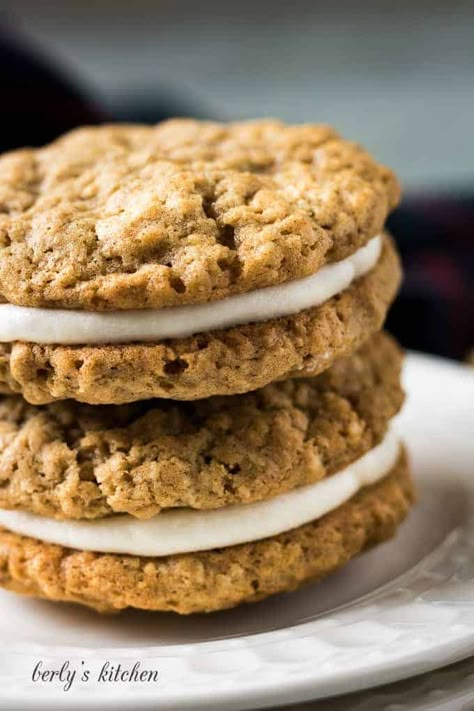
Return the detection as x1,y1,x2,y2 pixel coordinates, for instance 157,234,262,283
0,452,414,614
0,119,399,311
0,234,401,404
0,332,403,521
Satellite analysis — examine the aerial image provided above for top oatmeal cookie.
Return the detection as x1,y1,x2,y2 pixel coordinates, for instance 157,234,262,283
0,119,400,311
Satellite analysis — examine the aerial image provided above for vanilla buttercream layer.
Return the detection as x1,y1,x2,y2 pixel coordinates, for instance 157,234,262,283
0,236,381,345
0,427,400,556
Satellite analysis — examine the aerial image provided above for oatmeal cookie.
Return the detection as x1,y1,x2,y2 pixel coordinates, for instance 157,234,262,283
0,119,399,310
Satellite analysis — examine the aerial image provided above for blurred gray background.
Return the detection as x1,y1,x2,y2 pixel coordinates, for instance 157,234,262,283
3,0,474,192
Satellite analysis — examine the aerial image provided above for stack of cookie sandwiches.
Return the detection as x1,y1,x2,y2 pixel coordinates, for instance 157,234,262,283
0,120,414,613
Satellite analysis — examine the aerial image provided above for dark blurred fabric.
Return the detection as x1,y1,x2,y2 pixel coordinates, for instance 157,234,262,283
0,30,107,152
1,28,473,360
387,197,474,360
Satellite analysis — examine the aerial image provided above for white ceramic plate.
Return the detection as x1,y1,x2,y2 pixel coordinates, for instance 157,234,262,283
1,352,474,710
291,655,474,710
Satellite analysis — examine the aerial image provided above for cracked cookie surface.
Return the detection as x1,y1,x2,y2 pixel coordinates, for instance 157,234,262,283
0,453,414,613
0,119,399,310
0,332,403,520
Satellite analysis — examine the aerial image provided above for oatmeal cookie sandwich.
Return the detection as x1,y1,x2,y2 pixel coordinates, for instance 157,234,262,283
0,333,414,613
0,119,401,404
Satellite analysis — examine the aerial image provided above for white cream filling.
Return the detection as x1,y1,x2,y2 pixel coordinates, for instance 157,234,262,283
0,427,400,556
0,236,382,344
